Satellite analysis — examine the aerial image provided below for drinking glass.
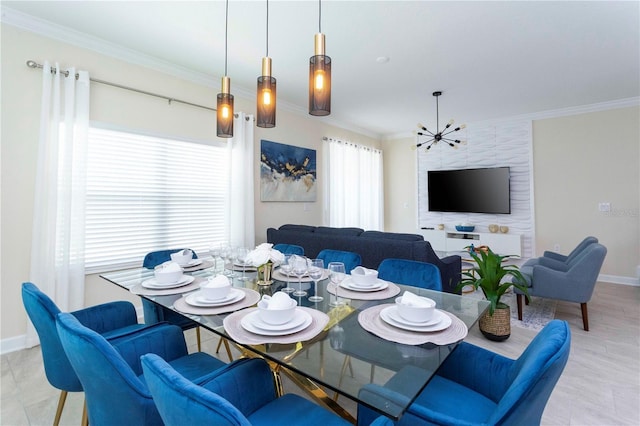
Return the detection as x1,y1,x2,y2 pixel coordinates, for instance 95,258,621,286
307,258,324,302
280,254,295,293
236,247,250,281
328,262,346,306
219,244,231,276
291,255,309,297
209,243,223,275
226,246,238,278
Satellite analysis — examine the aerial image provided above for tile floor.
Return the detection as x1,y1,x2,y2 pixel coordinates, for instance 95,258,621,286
1,281,638,425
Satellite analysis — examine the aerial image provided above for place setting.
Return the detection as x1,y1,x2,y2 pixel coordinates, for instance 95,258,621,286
173,275,260,315
358,290,468,345
223,292,329,345
169,249,215,272
131,261,201,295
327,266,401,301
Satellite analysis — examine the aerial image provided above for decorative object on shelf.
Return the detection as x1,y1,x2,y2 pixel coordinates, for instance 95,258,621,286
309,0,331,116
414,91,466,151
488,224,499,233
437,223,445,230
458,247,529,341
455,223,475,232
500,225,510,233
260,140,317,202
246,243,285,286
257,0,276,128
217,0,234,138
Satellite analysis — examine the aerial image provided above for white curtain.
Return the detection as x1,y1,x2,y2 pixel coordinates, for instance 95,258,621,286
324,137,384,230
228,112,256,249
27,62,90,346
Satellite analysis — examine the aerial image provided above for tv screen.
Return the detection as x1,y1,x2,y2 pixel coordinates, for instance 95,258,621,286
428,167,511,214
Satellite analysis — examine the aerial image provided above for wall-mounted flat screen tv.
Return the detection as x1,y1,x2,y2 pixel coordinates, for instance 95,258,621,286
428,167,511,214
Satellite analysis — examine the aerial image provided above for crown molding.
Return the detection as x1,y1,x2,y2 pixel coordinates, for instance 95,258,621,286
2,6,381,140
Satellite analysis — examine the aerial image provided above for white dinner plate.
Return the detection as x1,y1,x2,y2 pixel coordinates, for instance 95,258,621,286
142,275,195,289
181,259,203,267
380,307,452,332
184,288,245,307
385,305,443,327
241,309,312,335
339,277,389,292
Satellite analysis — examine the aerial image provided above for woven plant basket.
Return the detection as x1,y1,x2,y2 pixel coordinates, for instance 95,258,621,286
479,305,511,341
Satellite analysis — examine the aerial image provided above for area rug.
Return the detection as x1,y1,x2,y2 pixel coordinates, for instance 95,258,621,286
465,290,557,331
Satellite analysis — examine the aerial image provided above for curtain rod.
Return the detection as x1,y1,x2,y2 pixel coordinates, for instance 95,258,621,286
26,60,220,114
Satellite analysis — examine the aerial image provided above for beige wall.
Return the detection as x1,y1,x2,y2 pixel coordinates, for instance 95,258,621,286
0,25,378,344
382,108,640,281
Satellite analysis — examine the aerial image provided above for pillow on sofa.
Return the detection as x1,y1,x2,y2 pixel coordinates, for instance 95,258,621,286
315,226,364,236
279,224,316,233
360,231,424,242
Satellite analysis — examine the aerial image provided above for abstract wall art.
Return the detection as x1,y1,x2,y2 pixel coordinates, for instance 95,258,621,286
260,140,317,202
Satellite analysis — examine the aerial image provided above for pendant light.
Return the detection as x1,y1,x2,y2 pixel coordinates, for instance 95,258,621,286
309,0,331,116
257,0,276,128
217,0,234,138
414,91,466,151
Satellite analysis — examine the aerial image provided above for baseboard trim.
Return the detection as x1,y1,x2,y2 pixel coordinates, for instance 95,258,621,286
0,335,28,355
599,274,640,287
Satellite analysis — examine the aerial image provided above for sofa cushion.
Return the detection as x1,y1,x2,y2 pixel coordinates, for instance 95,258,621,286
279,224,316,233
315,226,364,236
359,231,424,242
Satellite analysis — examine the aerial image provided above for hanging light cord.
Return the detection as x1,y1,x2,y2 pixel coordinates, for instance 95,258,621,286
266,0,269,57
224,0,229,76
318,0,322,33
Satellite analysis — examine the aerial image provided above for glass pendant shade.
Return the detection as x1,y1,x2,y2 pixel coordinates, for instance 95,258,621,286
309,33,331,116
257,57,276,128
217,76,234,138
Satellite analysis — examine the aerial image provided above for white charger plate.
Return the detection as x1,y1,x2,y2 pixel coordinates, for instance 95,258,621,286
241,309,312,335
380,307,451,332
142,275,195,289
181,259,203,267
339,277,389,292
184,288,245,307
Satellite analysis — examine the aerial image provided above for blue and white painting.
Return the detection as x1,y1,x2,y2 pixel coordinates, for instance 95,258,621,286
260,140,317,202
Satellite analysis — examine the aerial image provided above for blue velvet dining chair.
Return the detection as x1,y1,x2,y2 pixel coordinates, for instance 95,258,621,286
357,320,571,426
21,282,151,426
141,354,364,426
142,248,206,352
273,243,305,256
318,249,362,274
56,311,227,426
377,259,442,291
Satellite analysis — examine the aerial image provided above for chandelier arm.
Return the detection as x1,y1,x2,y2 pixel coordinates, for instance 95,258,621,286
441,128,461,137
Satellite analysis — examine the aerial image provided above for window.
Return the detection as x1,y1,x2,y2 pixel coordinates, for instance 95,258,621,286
324,138,384,230
84,126,229,273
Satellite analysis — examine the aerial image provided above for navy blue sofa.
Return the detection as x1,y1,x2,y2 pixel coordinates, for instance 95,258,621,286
266,224,462,293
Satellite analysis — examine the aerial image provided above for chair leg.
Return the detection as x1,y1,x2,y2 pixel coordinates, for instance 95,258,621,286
222,338,234,361
516,294,523,320
81,398,88,426
53,390,67,426
581,303,589,331
215,336,223,353
196,327,202,352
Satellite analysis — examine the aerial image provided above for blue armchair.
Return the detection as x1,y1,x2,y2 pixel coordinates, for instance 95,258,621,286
318,249,362,274
21,282,150,426
142,249,205,351
357,320,571,426
377,259,442,291
56,312,227,425
543,236,598,264
141,354,353,425
514,243,606,331
273,243,305,255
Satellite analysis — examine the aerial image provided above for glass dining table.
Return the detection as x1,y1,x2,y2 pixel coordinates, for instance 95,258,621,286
100,260,489,423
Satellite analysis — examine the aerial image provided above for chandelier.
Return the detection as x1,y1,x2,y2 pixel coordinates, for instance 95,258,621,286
414,91,466,151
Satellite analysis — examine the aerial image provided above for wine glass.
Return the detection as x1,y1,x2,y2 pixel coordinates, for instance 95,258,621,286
280,254,295,293
308,258,324,302
209,243,223,275
236,247,250,281
328,262,346,306
226,246,238,278
219,244,230,276
291,255,309,297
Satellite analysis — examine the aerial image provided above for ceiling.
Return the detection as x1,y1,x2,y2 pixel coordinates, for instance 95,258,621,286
3,1,639,139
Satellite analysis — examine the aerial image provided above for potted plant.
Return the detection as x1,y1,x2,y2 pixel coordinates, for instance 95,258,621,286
458,246,529,341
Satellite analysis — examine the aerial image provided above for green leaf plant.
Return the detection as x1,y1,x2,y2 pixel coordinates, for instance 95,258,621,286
457,247,530,316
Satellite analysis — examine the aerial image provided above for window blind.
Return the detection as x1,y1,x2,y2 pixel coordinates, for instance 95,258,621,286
85,126,229,273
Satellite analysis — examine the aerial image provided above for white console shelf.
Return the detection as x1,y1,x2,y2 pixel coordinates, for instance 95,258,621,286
420,229,522,257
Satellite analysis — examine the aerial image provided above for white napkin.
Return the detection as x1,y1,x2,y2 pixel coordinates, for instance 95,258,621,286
205,275,230,288
261,292,294,309
160,261,182,272
352,266,377,276
400,291,431,307
181,249,192,257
